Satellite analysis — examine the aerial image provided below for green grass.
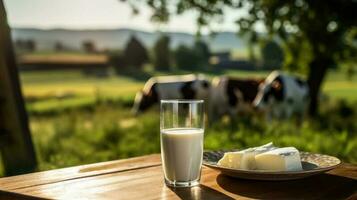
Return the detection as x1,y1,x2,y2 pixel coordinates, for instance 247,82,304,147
322,70,357,100
21,69,357,98
28,101,356,173
31,105,161,170
21,70,143,97
1,68,356,176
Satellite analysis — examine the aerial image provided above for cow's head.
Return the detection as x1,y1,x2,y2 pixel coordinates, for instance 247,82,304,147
253,75,284,111
181,77,211,100
193,78,211,98
132,87,158,115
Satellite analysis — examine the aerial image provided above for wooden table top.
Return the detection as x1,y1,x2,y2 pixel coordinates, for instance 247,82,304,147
0,154,356,200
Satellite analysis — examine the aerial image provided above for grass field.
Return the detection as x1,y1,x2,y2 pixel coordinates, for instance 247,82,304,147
21,69,357,100
21,69,357,114
1,68,356,176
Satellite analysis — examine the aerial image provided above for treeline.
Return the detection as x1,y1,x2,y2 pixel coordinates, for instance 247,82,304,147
108,35,211,72
15,36,286,71
108,35,284,72
15,39,36,52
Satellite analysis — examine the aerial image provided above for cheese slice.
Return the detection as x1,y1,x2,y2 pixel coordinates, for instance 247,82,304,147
255,147,302,171
217,142,276,170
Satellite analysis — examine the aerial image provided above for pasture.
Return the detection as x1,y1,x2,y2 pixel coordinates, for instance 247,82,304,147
1,69,357,176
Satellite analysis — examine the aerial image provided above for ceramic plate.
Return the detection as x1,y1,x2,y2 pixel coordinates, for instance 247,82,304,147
203,150,341,181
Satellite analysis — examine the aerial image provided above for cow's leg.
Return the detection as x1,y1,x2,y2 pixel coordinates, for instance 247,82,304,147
285,106,294,120
265,111,272,123
295,112,303,127
294,107,305,127
208,97,224,124
228,108,239,130
265,106,275,122
208,103,218,124
275,105,286,120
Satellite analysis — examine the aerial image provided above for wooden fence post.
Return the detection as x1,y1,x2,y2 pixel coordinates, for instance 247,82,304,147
0,0,37,175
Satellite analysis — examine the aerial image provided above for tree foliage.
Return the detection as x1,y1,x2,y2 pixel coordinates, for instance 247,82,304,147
124,35,149,69
26,39,36,52
82,40,96,53
174,44,199,70
124,0,357,115
108,51,125,74
261,40,284,70
153,35,171,71
15,39,36,52
54,41,64,52
193,40,210,67
173,40,211,70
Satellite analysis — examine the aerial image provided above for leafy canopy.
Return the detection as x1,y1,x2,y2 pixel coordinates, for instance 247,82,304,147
124,35,149,69
123,0,356,70
153,35,171,70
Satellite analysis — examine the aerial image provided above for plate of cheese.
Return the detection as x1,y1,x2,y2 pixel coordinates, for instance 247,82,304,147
203,143,341,180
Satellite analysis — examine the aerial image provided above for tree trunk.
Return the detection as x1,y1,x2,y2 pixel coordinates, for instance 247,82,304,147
307,57,330,116
0,0,37,175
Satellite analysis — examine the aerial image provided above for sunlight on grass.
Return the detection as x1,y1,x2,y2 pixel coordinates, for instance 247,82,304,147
1,69,353,177
119,118,137,129
28,101,356,174
323,81,357,101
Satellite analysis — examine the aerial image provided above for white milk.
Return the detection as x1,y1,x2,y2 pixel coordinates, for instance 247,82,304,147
161,128,204,182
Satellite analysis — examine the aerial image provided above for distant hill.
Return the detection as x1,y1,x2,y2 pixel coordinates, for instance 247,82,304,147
11,28,247,52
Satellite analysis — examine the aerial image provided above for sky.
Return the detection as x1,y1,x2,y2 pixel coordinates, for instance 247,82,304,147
3,0,252,34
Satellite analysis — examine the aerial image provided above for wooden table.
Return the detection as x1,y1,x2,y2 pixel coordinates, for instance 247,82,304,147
0,154,356,200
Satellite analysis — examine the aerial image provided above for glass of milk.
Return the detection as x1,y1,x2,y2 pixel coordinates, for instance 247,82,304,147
160,100,204,187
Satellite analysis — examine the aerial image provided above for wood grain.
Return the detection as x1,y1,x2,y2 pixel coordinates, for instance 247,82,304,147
0,154,356,200
0,154,160,191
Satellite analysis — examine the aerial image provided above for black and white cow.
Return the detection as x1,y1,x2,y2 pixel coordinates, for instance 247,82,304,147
253,71,309,121
209,76,264,122
132,74,210,114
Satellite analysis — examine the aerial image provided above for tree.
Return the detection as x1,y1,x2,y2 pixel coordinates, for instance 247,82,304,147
108,52,125,74
261,40,284,70
174,44,199,70
0,0,37,175
25,39,36,52
126,0,356,116
173,40,210,70
124,35,149,69
193,40,210,67
82,40,96,53
153,35,171,71
14,39,24,49
54,41,64,52
14,39,36,52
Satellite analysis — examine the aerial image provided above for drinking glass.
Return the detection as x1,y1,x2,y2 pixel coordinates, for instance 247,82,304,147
160,100,204,187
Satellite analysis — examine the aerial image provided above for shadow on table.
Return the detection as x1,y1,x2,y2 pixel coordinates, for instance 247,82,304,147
216,173,357,200
168,184,234,200
0,190,47,200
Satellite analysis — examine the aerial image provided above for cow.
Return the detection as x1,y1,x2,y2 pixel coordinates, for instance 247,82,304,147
132,74,211,114
209,76,264,122
253,71,309,121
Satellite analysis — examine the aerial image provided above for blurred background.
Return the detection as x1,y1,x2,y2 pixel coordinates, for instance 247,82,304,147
0,0,356,176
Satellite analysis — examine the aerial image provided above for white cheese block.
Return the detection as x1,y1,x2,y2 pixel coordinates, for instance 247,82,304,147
255,147,303,171
217,142,276,170
218,151,255,170
217,153,231,167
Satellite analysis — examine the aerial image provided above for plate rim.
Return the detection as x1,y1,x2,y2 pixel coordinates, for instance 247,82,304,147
203,150,342,175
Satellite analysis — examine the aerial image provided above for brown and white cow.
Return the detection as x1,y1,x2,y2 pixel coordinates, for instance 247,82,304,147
132,74,210,114
209,76,264,122
253,71,309,121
